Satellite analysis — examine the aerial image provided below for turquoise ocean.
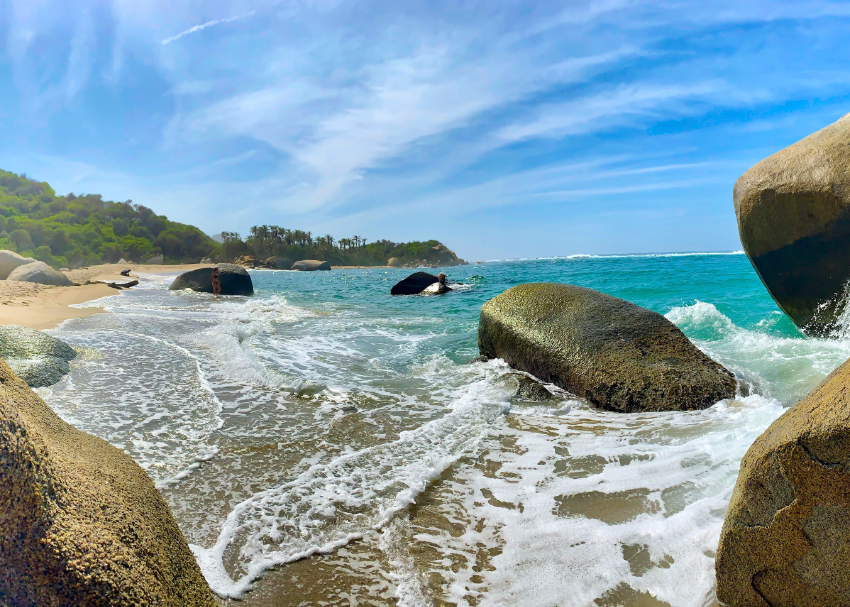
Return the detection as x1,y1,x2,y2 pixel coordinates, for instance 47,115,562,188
38,253,850,606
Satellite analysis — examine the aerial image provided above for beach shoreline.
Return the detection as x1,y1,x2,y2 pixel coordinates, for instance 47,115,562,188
0,263,411,330
0,263,209,330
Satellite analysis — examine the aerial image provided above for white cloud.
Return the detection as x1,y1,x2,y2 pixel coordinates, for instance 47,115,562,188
161,10,257,45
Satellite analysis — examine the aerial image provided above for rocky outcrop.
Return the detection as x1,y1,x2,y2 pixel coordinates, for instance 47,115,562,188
716,356,850,605
0,359,215,605
0,325,77,387
169,264,253,295
146,254,164,265
478,283,737,412
266,256,293,269
387,257,402,268
391,272,441,295
735,112,850,335
292,260,331,271
7,261,73,286
0,250,33,280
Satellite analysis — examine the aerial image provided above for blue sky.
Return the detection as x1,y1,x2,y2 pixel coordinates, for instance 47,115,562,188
1,0,849,260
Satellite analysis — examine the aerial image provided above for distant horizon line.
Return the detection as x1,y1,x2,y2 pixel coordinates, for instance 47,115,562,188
476,250,745,262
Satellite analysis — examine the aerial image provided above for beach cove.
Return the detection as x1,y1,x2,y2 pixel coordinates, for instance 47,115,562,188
21,253,848,606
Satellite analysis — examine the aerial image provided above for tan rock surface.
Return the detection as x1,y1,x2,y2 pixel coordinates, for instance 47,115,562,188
716,356,850,605
0,359,215,606
734,112,850,333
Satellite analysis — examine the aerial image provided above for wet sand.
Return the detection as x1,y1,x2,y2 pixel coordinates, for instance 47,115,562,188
0,263,208,330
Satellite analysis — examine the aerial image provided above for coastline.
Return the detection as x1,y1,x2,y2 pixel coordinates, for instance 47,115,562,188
0,263,208,330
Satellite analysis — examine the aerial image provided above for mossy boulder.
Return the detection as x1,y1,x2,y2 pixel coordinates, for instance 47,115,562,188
169,264,253,295
0,359,215,605
0,325,77,387
478,283,736,412
735,112,850,335
716,356,850,605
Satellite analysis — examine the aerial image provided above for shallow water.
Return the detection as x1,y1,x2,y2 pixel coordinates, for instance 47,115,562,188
39,254,850,606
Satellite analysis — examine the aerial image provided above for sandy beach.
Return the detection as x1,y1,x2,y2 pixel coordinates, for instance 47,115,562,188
0,263,209,330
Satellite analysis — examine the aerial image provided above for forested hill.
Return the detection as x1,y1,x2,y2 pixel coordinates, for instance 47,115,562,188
221,226,468,267
0,170,215,267
0,170,466,268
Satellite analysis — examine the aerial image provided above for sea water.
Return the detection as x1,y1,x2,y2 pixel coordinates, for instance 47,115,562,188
37,253,850,606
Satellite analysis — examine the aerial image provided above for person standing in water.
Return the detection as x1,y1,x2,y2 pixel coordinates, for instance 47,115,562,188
211,265,222,296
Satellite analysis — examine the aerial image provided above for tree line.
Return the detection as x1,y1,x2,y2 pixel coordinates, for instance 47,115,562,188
217,224,464,267
0,169,464,269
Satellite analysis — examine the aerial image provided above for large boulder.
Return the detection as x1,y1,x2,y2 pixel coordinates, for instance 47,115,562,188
0,360,215,605
7,261,73,286
266,256,293,269
391,272,440,295
387,257,402,268
169,264,253,295
735,112,850,335
292,260,331,271
0,250,33,280
478,283,737,412
716,357,850,605
146,254,164,265
0,325,77,387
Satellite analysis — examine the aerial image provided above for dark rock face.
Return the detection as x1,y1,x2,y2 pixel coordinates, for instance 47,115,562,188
292,260,331,271
716,357,850,605
0,359,216,606
169,264,253,295
478,283,737,413
391,272,440,295
0,325,77,387
735,112,850,335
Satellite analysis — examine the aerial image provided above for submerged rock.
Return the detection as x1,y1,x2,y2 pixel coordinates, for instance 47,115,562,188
501,373,552,402
292,259,331,271
478,283,737,413
391,271,449,295
716,357,850,605
7,261,73,286
735,112,850,335
169,264,253,295
0,250,33,280
0,325,77,387
0,360,215,605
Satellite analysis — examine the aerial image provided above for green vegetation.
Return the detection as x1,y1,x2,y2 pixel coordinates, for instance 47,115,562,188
0,169,465,269
0,170,216,268
221,225,466,267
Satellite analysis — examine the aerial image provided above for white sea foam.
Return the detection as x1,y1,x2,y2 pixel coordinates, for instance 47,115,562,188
191,366,512,598
42,265,850,606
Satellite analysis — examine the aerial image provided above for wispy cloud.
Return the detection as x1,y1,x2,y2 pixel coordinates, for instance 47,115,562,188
161,10,256,45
